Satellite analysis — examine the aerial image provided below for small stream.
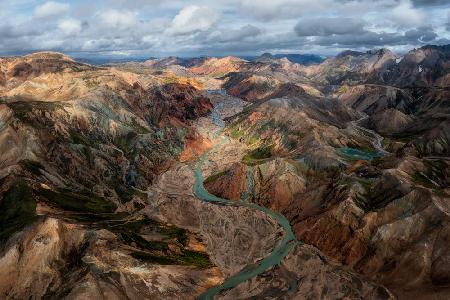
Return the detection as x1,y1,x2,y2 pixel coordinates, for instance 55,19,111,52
194,92,298,299
351,116,388,155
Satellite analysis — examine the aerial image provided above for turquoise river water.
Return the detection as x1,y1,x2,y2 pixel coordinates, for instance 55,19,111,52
194,102,298,299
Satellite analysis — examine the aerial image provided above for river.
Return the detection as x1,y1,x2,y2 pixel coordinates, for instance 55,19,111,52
194,92,298,299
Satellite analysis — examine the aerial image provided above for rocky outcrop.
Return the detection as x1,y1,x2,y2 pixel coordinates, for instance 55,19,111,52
367,109,413,134
189,56,246,76
221,243,394,299
304,48,398,86
334,84,416,115
0,216,222,299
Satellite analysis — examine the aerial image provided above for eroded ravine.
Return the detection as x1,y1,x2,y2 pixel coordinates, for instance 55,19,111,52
194,96,298,299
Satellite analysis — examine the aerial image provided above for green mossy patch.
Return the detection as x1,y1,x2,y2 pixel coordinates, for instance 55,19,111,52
69,130,99,149
71,66,84,72
0,181,37,242
37,188,117,214
244,145,273,160
229,127,244,139
412,159,450,197
412,171,435,188
204,170,229,185
7,101,64,126
111,216,210,268
159,226,188,246
20,159,44,176
114,131,137,156
242,144,274,165
114,184,134,203
177,250,212,268
130,251,177,264
354,183,403,212
120,232,169,251
131,249,213,269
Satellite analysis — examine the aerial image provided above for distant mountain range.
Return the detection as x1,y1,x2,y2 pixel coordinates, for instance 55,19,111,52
241,53,326,65
75,53,325,66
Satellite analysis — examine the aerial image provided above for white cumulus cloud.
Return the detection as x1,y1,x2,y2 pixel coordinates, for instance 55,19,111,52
34,1,69,18
169,5,218,35
58,18,82,36
390,0,425,28
98,9,137,28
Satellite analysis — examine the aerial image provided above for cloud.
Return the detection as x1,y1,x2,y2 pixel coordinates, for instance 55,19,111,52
404,26,437,42
389,0,425,27
294,18,365,36
0,23,45,39
58,19,82,36
447,11,450,31
411,0,449,7
239,0,333,21
34,1,69,18
169,5,218,35
0,0,448,56
209,25,262,43
312,26,439,48
98,9,137,28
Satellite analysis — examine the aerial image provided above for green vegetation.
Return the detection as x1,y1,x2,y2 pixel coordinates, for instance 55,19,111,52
7,101,64,126
37,188,117,214
390,130,421,143
248,135,259,145
159,226,188,246
69,130,99,148
0,181,37,242
411,160,450,197
20,159,44,176
108,216,189,248
354,183,403,212
412,160,449,189
114,184,134,203
71,66,84,72
336,85,349,94
212,72,227,78
131,249,212,269
412,171,435,188
128,118,150,134
114,131,137,156
242,144,274,165
121,232,169,251
67,212,129,223
204,170,229,184
244,145,273,160
177,250,212,268
109,216,157,232
112,216,210,268
229,127,244,139
81,146,94,167
130,251,178,264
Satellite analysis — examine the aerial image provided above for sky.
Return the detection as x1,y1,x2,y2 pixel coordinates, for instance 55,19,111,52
0,0,448,58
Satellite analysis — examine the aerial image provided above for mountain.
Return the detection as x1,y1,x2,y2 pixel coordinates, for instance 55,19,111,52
0,45,449,299
201,45,450,298
0,52,221,298
242,53,325,65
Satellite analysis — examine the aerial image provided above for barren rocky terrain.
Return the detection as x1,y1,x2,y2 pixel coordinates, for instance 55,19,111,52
0,45,449,299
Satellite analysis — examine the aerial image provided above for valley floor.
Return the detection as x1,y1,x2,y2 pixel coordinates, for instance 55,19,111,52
143,92,395,299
